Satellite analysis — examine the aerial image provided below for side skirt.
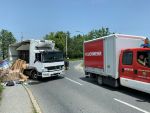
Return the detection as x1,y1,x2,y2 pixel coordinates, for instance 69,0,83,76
120,77,150,94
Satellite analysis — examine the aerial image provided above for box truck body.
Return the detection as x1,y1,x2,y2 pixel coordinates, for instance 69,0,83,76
84,34,150,94
9,39,64,79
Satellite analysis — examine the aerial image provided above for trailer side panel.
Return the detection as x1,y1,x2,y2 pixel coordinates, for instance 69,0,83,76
84,39,104,69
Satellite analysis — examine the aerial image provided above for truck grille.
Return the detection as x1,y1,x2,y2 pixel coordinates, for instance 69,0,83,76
45,65,63,70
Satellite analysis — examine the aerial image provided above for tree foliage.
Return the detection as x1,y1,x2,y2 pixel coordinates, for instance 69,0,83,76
84,27,111,40
0,29,16,59
44,31,70,54
43,27,113,58
69,34,84,58
1,27,148,60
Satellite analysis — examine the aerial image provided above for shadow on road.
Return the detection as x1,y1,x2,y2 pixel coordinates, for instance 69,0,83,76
119,87,150,103
80,76,118,91
28,76,64,85
80,76,150,103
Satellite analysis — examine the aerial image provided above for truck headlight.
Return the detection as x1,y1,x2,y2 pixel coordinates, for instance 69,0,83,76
62,66,64,69
42,68,48,72
59,66,62,69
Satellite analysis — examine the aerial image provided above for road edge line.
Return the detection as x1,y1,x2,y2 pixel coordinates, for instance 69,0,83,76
114,98,150,113
65,77,83,85
23,84,42,113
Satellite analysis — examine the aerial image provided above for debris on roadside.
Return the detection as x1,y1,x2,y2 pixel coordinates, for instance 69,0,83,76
6,80,15,86
0,59,29,86
0,59,10,69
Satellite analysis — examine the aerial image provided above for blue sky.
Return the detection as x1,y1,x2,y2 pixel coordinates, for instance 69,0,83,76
0,0,150,40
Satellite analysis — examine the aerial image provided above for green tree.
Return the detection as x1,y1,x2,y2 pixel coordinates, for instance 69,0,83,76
85,27,111,40
0,29,16,59
43,27,112,59
44,31,70,55
69,34,84,58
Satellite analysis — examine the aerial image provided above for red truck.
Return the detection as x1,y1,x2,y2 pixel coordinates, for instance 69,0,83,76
84,34,150,94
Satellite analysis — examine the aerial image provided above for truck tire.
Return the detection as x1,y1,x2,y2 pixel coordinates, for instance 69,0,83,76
97,76,103,85
90,73,96,78
31,70,38,80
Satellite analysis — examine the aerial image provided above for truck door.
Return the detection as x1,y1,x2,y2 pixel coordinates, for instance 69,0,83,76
120,50,150,93
119,50,135,79
135,50,150,83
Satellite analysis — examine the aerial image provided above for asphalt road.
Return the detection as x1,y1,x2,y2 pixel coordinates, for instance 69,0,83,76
29,61,150,113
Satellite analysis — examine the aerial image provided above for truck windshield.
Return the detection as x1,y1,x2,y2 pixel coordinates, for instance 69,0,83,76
137,51,150,68
42,52,64,63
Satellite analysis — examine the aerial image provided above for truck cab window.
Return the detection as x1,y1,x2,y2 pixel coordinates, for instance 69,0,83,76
35,53,41,62
122,52,133,65
42,52,64,63
137,51,150,68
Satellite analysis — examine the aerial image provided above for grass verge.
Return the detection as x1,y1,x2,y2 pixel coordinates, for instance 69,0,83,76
0,81,4,100
69,58,82,61
33,106,38,113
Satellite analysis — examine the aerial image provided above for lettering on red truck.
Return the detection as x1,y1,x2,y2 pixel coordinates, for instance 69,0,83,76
85,51,102,56
138,69,150,73
124,68,133,72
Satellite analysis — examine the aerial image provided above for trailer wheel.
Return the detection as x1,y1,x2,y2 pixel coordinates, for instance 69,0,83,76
98,76,103,85
31,70,38,80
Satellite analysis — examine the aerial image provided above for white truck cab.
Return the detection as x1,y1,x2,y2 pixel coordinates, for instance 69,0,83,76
9,39,64,79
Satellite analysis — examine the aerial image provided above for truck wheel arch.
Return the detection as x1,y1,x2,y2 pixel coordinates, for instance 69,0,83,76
30,69,38,80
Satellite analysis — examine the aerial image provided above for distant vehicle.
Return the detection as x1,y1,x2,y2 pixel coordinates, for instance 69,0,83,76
84,34,150,94
9,39,64,79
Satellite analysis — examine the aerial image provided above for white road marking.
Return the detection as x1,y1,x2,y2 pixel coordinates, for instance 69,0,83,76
114,98,150,113
65,77,83,85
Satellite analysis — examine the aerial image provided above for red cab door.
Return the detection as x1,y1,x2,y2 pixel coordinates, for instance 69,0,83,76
134,50,150,83
119,50,135,80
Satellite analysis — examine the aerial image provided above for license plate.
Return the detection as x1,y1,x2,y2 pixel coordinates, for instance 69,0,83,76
42,72,50,77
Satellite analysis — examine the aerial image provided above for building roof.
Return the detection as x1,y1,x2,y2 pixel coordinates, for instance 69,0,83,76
9,40,30,47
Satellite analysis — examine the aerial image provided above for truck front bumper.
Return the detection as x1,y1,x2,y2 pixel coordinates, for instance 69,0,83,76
41,70,64,78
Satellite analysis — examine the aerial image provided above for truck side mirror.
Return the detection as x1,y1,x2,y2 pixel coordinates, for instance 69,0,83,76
148,56,150,67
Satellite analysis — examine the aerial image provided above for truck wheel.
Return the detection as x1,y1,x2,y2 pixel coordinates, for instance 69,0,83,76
31,70,38,80
98,76,103,85
90,73,96,78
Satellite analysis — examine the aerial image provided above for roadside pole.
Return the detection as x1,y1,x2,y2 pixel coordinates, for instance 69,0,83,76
66,34,67,58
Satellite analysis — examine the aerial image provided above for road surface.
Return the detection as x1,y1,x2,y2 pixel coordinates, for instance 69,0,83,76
29,61,150,113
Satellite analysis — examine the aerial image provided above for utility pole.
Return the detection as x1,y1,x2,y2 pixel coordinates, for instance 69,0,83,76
66,34,67,58
21,32,23,41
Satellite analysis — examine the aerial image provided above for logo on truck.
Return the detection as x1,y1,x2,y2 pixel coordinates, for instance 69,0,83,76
85,51,102,56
